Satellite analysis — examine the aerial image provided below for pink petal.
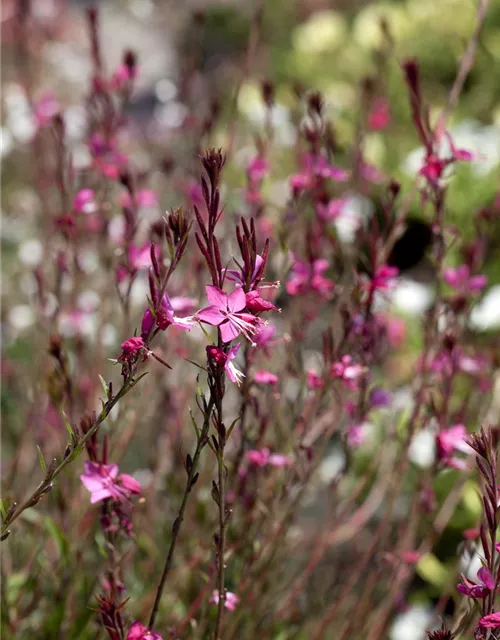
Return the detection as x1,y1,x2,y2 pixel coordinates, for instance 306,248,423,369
478,566,496,590
227,288,247,313
205,285,228,309
80,475,105,493
480,612,500,628
197,306,225,326
220,320,240,343
90,488,114,504
119,473,141,495
468,275,487,291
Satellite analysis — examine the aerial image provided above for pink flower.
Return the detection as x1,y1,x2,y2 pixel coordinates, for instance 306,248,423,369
436,424,470,468
254,324,277,353
307,369,324,390
126,621,162,640
443,264,487,294
366,264,399,292
119,337,147,366
111,63,138,91
347,423,367,446
247,156,269,183
141,295,194,339
34,93,60,127
245,289,279,313
210,590,239,611
246,448,292,467
457,567,495,599
196,286,264,344
224,254,268,291
480,612,500,628
170,296,198,315
330,355,366,389
253,370,279,385
73,189,96,214
368,98,390,131
120,189,158,209
286,258,334,298
206,344,245,385
129,244,152,271
316,198,347,221
291,153,349,193
80,462,141,504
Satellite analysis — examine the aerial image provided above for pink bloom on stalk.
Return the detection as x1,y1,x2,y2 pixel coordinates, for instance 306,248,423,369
141,295,194,339
126,621,162,640
196,286,264,344
206,344,245,385
480,612,500,628
119,337,146,365
316,198,347,221
253,370,279,385
457,567,496,599
247,156,269,183
291,153,350,193
34,93,60,127
111,63,138,91
246,448,292,467
330,355,366,389
286,258,334,298
170,296,198,315
80,462,141,504
420,154,446,182
224,254,269,291
368,98,390,131
307,369,324,390
436,424,470,469
245,289,279,313
367,264,399,292
129,244,152,270
347,423,367,446
120,189,158,209
443,264,487,294
210,590,239,611
73,189,96,214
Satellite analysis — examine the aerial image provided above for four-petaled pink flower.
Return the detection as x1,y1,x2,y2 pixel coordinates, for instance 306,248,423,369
206,344,245,385
73,189,96,214
196,286,264,344
443,264,487,294
457,566,495,599
286,258,334,299
253,370,279,385
80,462,141,504
126,621,162,640
330,355,366,389
246,448,293,468
291,153,350,193
141,295,194,340
210,590,239,611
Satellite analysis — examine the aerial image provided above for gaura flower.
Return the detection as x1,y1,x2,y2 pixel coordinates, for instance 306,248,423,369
443,264,487,294
206,344,245,385
141,295,194,339
253,370,279,385
210,590,239,611
457,566,495,599
286,257,334,299
126,621,162,640
196,286,264,344
80,462,141,504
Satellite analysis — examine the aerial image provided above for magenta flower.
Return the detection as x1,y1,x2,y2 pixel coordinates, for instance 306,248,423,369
443,264,487,294
436,424,470,469
366,264,399,292
126,621,162,640
111,62,138,91
246,448,292,467
73,189,96,214
80,462,141,504
141,295,194,339
119,189,158,210
307,369,324,390
245,290,279,313
247,156,269,183
291,153,349,193
253,370,279,385
129,244,152,271
368,98,390,131
330,355,366,389
224,254,265,290
210,590,239,611
286,258,334,298
457,566,495,599
34,92,60,127
480,612,500,628
316,198,347,221
206,344,245,385
196,286,264,344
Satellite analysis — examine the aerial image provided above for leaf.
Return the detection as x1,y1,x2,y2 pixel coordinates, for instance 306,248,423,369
184,358,207,372
98,375,110,400
226,416,241,441
0,499,7,521
61,411,75,442
37,445,47,474
189,408,201,439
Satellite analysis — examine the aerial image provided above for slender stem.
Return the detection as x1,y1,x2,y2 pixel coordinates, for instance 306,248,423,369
148,396,215,628
213,448,226,639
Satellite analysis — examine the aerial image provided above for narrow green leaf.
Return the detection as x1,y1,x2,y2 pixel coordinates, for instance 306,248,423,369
184,358,207,372
37,445,47,474
189,408,201,439
0,499,7,521
61,411,74,440
226,416,240,441
98,375,110,400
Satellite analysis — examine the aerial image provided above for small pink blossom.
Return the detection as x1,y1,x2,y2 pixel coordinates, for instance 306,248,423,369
366,264,399,292
120,189,158,210
480,612,500,628
436,424,470,469
330,355,366,390
206,344,245,385
246,448,292,468
347,423,367,446
73,189,96,214
286,258,334,298
126,621,162,640
291,153,349,193
80,462,141,504
111,63,138,91
247,156,269,183
210,590,239,611
128,244,152,271
316,198,347,221
34,93,60,127
307,369,324,390
368,98,390,131
196,286,264,344
253,370,279,385
119,337,147,366
141,294,194,338
443,264,487,294
457,567,495,599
